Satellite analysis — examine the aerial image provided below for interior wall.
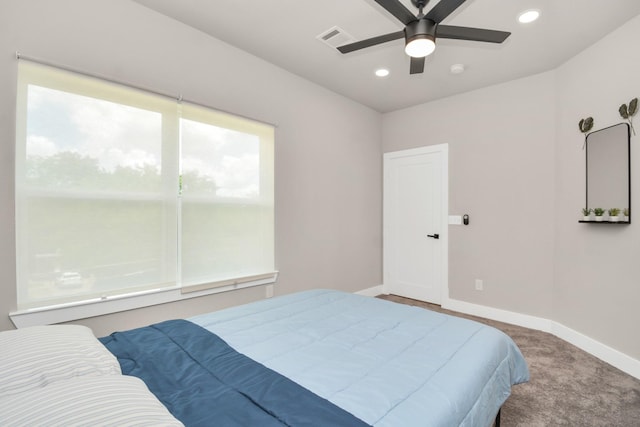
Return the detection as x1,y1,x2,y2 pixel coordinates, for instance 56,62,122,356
0,0,382,335
383,13,640,362
382,72,557,320
553,13,640,360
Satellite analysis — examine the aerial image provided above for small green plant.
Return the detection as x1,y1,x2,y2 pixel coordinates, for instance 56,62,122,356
624,208,630,217
582,207,592,216
593,208,605,216
608,208,620,216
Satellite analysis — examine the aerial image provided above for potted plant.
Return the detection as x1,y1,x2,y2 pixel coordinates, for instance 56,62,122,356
593,208,605,222
581,207,592,221
608,208,620,222
624,208,630,222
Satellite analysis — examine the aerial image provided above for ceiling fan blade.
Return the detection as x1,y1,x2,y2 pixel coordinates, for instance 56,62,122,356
437,25,511,43
425,0,466,23
374,0,417,25
337,30,405,54
410,56,425,74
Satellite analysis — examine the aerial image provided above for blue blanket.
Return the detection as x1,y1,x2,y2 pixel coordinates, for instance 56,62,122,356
100,319,370,427
190,290,530,427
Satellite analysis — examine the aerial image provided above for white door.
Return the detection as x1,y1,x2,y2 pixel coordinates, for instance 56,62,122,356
383,145,448,304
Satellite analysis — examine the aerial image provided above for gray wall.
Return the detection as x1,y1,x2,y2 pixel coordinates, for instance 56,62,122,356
553,13,640,360
0,0,382,335
383,14,640,360
383,72,557,319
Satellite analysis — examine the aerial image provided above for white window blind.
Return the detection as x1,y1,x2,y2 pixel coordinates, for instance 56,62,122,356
15,60,275,311
179,104,275,292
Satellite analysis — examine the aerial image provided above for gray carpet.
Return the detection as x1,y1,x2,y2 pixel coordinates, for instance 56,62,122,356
377,295,640,426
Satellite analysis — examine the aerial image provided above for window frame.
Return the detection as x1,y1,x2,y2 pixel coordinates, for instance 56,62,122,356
10,60,277,327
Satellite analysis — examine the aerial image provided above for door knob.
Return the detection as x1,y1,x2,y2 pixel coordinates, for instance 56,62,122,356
427,233,440,239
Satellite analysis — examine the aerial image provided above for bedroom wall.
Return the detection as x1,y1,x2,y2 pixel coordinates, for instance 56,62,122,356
382,13,640,362
553,13,640,360
0,0,382,335
382,72,557,320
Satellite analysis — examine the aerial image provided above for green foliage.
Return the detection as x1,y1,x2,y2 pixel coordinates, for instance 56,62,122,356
608,208,620,216
578,117,594,133
25,152,216,194
593,208,605,216
630,98,638,116
624,208,630,217
582,207,592,216
619,104,629,119
619,97,637,135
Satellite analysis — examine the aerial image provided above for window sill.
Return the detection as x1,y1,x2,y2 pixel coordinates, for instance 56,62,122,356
9,272,278,328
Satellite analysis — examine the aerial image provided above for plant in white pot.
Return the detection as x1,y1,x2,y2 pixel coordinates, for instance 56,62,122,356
593,208,605,222
608,208,620,222
623,208,630,222
581,207,592,221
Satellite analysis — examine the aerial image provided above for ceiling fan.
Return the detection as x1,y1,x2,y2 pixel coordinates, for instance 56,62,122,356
338,0,511,74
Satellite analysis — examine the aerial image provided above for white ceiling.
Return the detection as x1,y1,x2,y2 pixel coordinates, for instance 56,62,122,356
133,0,640,113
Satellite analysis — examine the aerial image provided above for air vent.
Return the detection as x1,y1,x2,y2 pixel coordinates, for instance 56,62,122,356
316,26,356,50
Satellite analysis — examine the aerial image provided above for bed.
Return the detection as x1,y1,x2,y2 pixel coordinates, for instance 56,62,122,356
0,289,529,426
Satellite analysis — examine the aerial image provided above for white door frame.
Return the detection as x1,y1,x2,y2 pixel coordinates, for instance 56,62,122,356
383,144,449,303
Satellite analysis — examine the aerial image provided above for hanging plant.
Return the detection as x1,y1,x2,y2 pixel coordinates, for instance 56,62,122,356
578,117,593,149
619,98,637,135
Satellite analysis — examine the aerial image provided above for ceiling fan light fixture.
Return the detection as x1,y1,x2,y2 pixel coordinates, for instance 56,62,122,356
404,19,436,58
405,36,436,58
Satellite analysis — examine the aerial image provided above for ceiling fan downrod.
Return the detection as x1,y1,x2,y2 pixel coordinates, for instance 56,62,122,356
405,0,436,59
411,0,430,18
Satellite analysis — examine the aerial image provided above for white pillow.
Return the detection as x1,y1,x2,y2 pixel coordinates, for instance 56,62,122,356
0,374,183,427
0,325,120,397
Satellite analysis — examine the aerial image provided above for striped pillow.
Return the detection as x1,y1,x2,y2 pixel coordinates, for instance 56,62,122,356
0,325,120,397
0,375,183,427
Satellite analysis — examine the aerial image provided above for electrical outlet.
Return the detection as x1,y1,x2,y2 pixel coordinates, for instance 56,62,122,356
265,284,274,298
475,279,483,291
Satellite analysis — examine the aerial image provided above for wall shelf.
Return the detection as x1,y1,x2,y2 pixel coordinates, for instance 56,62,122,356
578,220,631,224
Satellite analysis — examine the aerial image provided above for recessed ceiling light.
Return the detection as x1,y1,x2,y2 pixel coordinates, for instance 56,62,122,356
450,64,465,74
375,68,390,77
518,9,540,24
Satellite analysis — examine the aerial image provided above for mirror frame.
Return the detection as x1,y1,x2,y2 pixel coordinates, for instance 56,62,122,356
585,122,631,223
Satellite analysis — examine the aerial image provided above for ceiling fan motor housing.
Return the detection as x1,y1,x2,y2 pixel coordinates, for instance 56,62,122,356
405,18,436,44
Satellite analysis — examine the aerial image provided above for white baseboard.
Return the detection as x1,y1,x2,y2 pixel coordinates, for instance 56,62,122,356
359,289,640,380
551,322,640,380
355,285,385,297
442,297,554,332
442,297,640,381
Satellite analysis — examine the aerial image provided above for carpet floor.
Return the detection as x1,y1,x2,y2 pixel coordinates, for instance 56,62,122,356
377,294,640,427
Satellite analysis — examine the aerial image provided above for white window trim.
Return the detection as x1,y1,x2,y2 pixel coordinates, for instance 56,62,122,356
9,272,277,328
13,58,276,324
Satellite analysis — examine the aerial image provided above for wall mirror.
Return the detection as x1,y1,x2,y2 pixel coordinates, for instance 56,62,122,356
585,122,631,223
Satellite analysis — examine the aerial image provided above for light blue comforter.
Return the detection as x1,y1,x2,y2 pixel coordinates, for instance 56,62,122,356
191,289,529,427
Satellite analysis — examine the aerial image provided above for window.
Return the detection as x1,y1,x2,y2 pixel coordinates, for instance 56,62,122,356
15,60,275,312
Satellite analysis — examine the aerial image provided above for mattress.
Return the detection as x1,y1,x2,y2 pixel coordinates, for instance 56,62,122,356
190,289,530,427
